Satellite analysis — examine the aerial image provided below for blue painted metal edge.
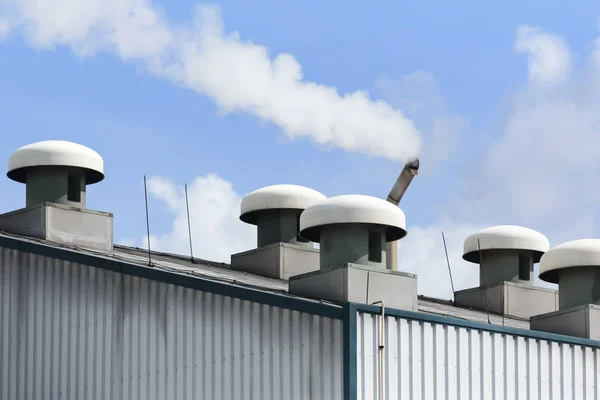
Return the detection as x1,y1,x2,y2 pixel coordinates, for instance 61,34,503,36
0,234,343,320
343,302,357,400
353,302,600,348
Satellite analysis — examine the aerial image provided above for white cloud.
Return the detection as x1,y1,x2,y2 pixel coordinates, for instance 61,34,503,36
375,71,442,115
0,1,422,163
591,18,600,83
515,25,571,87
143,174,254,263
379,23,600,300
0,0,172,59
0,18,9,38
461,25,600,237
374,70,468,170
398,219,483,300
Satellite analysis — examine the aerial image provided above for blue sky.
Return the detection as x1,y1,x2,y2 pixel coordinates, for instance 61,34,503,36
1,0,600,298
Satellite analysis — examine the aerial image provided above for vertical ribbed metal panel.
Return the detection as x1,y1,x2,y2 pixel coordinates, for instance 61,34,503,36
357,312,600,400
0,247,343,400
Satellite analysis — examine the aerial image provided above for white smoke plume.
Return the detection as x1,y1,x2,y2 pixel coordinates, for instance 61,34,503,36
0,1,421,163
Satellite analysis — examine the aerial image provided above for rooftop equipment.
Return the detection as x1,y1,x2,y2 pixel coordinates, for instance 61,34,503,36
0,140,113,250
454,225,558,319
239,184,326,248
385,159,419,271
463,225,549,286
538,239,600,309
530,239,600,339
8,140,105,208
289,195,417,310
230,184,326,280
299,194,407,268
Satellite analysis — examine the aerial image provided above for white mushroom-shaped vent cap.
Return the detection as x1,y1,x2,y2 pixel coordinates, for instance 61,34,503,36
299,194,407,243
539,239,600,284
463,225,549,263
240,184,326,224
8,140,104,184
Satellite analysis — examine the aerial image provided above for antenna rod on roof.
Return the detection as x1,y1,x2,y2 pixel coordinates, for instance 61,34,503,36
477,238,491,324
441,231,456,302
185,184,194,263
144,175,152,267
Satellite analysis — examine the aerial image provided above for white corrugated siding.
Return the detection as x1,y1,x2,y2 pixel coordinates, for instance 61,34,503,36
0,247,343,400
357,312,600,400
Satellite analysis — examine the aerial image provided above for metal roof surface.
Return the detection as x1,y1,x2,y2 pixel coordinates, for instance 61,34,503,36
0,231,530,328
417,297,530,329
112,245,289,293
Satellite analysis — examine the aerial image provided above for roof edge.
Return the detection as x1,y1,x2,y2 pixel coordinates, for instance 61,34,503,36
353,302,600,349
0,233,343,320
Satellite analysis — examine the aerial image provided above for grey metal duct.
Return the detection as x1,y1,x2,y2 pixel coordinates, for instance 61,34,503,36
385,159,419,270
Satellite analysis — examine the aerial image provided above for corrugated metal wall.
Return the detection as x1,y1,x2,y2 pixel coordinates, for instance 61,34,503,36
357,312,600,400
0,247,343,400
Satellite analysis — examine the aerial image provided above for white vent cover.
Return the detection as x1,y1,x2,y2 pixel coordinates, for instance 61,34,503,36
539,239,600,284
240,184,326,224
299,194,407,242
463,225,549,263
8,140,104,184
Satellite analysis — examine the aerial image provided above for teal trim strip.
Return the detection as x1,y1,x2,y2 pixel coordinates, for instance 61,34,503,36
354,302,600,348
343,302,357,400
0,235,343,320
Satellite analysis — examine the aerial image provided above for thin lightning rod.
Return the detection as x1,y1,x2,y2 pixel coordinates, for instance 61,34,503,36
442,231,456,302
144,175,152,266
185,184,194,263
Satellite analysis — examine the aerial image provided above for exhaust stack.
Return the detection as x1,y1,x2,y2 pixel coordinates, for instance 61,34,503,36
385,159,419,270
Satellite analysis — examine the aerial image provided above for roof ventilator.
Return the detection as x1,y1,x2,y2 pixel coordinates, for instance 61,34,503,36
289,195,417,311
454,225,557,319
530,239,600,340
0,140,113,251
230,184,325,280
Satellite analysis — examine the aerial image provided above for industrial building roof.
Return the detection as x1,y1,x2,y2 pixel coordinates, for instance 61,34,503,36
0,230,530,329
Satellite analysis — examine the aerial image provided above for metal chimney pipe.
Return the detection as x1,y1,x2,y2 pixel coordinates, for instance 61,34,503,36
385,159,419,270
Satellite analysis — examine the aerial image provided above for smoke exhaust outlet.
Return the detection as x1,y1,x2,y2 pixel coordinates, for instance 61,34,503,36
386,158,419,271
